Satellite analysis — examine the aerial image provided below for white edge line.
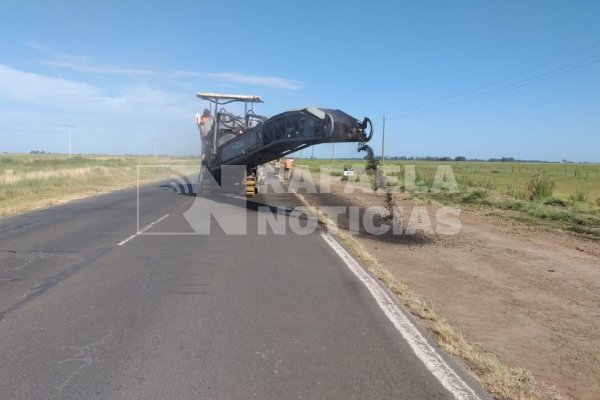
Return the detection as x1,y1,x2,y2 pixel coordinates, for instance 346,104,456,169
138,214,169,234
319,231,481,400
117,214,169,246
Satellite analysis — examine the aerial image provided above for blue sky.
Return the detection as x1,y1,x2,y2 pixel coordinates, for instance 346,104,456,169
1,0,599,161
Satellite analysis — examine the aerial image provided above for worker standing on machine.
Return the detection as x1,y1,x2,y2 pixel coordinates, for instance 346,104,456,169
198,109,213,156
284,157,293,180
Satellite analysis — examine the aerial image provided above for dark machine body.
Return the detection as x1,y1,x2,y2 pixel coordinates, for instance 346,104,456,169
196,93,372,190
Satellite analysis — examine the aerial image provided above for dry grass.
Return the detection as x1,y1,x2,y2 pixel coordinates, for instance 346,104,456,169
0,154,199,218
294,191,563,400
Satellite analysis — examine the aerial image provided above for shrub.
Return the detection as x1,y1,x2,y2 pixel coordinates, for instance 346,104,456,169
478,178,496,189
498,198,525,210
544,197,568,208
596,197,600,207
526,173,554,201
460,176,476,188
569,191,587,203
461,188,487,203
505,185,529,200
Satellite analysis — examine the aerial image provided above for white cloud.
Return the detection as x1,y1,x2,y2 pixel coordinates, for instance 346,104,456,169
201,72,304,90
0,64,105,105
39,57,162,77
24,40,49,52
0,64,192,120
119,85,183,105
29,42,305,90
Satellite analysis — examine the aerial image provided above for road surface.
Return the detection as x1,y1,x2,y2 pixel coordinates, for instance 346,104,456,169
0,175,489,399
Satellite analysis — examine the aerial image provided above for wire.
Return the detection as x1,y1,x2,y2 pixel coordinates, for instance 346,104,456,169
388,41,600,119
396,54,600,118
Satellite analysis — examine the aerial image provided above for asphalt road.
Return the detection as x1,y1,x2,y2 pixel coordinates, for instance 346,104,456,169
0,175,489,400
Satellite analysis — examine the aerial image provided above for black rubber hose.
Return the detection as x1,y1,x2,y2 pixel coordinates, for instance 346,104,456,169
362,117,373,142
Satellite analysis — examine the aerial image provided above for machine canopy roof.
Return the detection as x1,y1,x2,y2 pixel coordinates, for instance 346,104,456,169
196,92,263,103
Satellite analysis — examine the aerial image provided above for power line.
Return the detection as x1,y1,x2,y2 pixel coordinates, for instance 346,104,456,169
395,53,600,119
387,41,600,119
391,41,600,117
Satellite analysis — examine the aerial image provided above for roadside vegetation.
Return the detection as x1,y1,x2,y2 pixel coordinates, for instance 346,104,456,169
0,154,199,218
300,159,600,239
295,157,583,399
295,191,563,400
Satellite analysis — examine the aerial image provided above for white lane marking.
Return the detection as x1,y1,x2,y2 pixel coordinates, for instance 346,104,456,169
117,234,136,246
138,214,169,234
319,231,481,400
117,214,169,246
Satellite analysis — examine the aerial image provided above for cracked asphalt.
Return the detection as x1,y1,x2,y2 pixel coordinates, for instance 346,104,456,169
0,179,488,399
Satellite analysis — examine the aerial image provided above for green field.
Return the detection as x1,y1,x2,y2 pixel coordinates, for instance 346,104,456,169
298,158,600,239
0,154,199,217
299,159,600,201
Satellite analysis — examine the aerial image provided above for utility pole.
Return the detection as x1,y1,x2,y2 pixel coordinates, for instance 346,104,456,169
311,145,314,160
381,115,386,164
153,139,159,160
64,124,75,159
332,143,335,163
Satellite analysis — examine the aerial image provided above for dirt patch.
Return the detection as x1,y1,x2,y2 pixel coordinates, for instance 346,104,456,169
304,172,600,400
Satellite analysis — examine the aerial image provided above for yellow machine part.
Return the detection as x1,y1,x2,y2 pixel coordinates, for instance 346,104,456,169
245,176,256,197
